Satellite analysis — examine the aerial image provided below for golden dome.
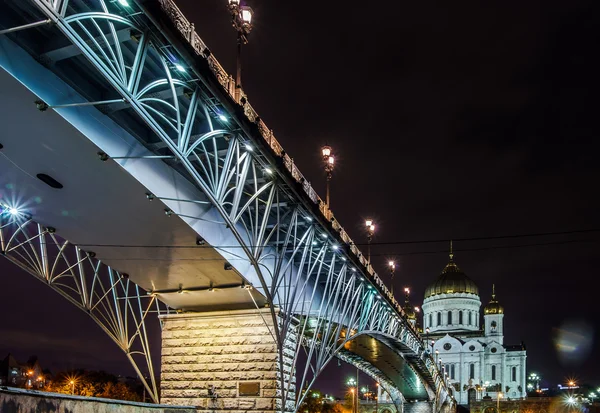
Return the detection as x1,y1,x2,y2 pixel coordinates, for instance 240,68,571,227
484,285,504,315
424,246,479,299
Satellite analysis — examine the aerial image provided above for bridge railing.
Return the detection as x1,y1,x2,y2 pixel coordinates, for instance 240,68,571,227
155,0,415,331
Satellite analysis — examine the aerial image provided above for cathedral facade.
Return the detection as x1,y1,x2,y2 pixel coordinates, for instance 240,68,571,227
420,250,527,405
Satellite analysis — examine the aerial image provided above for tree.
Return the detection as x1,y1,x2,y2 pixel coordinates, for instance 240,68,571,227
43,369,141,402
299,390,342,413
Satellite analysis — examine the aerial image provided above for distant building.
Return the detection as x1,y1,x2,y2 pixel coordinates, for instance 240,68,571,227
0,354,45,389
420,246,527,405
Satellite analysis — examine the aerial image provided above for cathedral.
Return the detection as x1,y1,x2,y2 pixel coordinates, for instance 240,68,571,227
416,247,527,405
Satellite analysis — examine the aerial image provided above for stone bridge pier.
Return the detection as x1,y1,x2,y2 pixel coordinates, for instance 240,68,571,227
160,309,296,413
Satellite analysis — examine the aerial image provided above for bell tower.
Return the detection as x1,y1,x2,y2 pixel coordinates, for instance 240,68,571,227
483,284,504,344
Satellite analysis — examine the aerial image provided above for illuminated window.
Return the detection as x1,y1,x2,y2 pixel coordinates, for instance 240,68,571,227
459,311,463,324
491,365,496,380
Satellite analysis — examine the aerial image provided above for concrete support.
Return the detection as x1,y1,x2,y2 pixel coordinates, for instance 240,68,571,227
160,309,296,413
403,401,434,413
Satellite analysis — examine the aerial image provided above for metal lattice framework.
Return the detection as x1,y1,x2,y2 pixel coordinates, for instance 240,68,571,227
0,212,170,402
0,0,451,410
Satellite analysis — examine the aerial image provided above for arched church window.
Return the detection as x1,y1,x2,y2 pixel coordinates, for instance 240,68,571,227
429,314,432,328
512,367,517,381
448,312,453,325
491,365,496,380
469,363,475,380
437,312,441,326
451,364,456,379
459,311,463,324
468,311,472,325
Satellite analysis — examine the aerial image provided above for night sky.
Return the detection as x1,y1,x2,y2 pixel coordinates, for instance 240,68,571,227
1,0,600,399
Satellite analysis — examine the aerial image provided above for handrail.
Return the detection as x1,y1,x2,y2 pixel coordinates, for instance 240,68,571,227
156,0,415,332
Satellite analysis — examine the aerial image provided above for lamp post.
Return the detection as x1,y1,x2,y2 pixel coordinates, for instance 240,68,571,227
227,0,253,103
347,377,357,413
497,392,502,413
321,146,335,208
365,219,375,264
388,261,395,294
375,382,379,413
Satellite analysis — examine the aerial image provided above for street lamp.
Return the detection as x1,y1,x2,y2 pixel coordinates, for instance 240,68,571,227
321,146,335,208
375,382,379,413
365,219,375,264
227,0,253,102
497,392,502,413
388,261,395,294
69,380,75,395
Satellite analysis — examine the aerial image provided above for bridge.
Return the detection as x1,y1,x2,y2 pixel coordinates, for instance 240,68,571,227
0,0,454,412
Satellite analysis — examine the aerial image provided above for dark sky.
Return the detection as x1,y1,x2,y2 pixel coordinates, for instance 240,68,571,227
2,0,600,399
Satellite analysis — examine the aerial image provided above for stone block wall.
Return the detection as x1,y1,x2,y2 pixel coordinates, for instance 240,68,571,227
404,401,434,413
161,309,296,413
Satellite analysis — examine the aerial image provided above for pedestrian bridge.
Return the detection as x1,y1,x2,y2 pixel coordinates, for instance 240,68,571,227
0,1,454,412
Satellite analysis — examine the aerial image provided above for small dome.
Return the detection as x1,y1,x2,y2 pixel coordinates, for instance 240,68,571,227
424,255,479,299
484,285,504,315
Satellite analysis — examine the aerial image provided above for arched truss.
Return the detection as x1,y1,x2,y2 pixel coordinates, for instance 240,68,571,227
1,0,450,410
0,212,170,403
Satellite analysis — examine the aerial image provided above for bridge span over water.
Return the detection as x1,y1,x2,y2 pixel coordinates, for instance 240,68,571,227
0,1,454,412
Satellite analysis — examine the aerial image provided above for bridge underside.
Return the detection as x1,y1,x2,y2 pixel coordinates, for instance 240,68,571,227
0,63,266,312
344,335,430,400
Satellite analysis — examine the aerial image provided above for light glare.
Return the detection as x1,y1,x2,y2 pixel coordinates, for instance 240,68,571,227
240,6,253,24
175,63,186,72
117,0,129,5
218,114,228,122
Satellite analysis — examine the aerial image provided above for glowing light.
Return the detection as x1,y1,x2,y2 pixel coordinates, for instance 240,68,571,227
370,224,375,232
240,6,253,24
245,144,253,152
228,0,240,5
264,168,273,174
117,0,129,6
332,245,339,250
328,156,335,165
218,114,228,122
175,63,185,72
388,261,395,268
9,207,19,215
404,287,410,294
414,306,420,313
321,146,331,157
365,219,373,227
